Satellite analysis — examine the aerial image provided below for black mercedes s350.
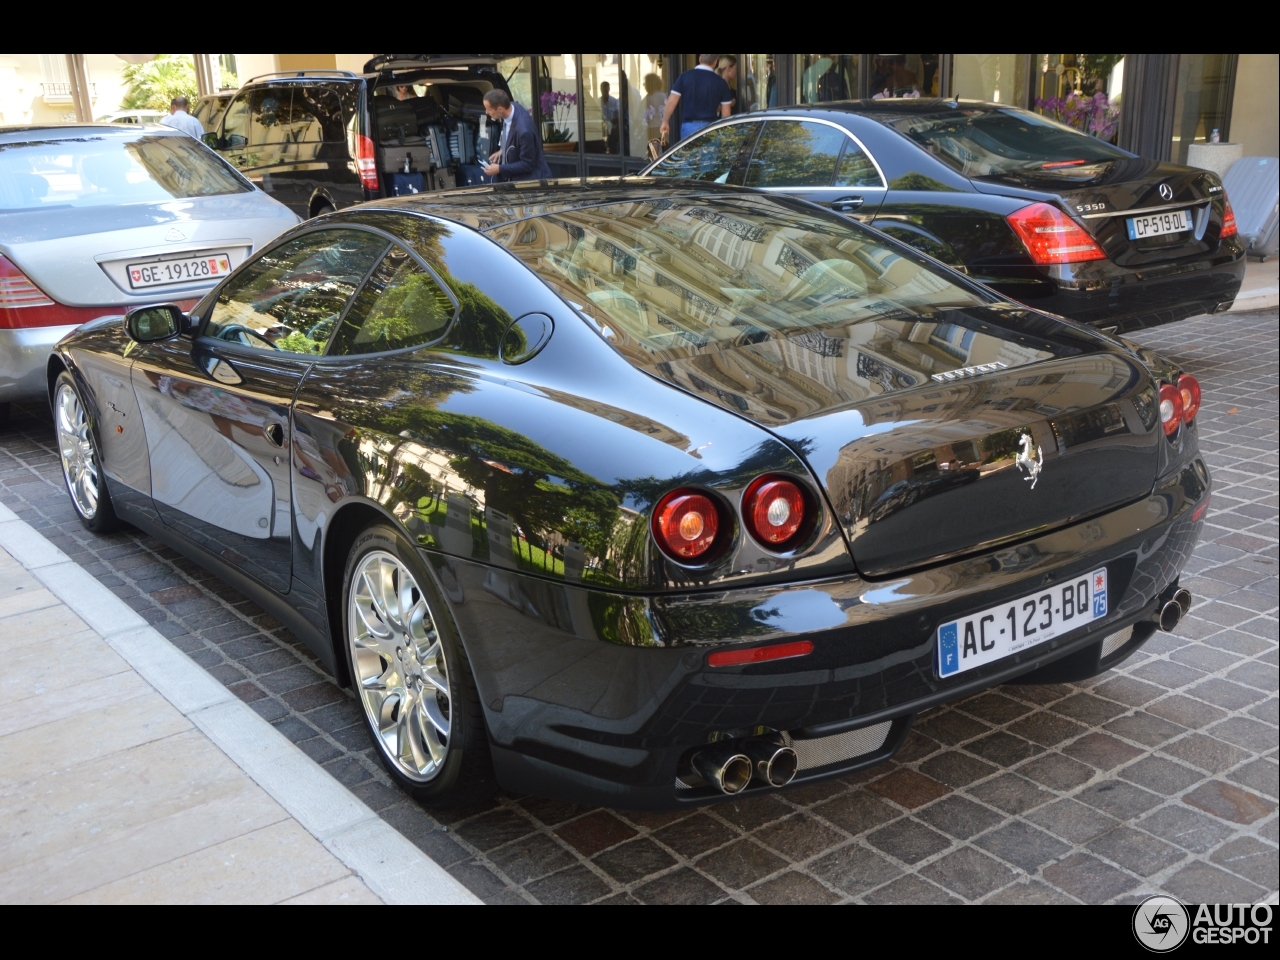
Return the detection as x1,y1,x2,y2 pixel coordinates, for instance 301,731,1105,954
48,179,1209,808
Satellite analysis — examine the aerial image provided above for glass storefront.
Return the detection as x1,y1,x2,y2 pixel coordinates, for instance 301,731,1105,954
1033,54,1124,142
870,55,940,98
798,54,857,103
742,54,778,111
951,54,1028,105
1171,54,1235,164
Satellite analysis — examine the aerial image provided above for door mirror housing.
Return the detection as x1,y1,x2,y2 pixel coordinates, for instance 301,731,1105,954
124,304,189,343
203,132,220,149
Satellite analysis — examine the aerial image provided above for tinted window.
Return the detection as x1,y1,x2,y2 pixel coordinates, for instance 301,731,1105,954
204,230,387,355
0,134,250,210
890,105,1130,178
331,244,456,355
292,85,346,143
835,141,883,188
221,92,250,145
249,88,290,146
745,120,846,188
646,122,757,184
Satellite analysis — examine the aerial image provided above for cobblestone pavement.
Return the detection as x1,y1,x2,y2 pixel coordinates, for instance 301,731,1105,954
1,309,1275,904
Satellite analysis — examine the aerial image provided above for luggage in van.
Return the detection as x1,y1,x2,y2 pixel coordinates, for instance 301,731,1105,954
1223,156,1279,260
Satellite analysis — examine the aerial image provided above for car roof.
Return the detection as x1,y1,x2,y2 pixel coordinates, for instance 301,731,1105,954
350,177,799,232
730,98,1014,124
0,123,183,144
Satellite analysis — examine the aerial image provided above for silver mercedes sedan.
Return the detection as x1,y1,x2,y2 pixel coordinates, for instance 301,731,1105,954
1,124,299,418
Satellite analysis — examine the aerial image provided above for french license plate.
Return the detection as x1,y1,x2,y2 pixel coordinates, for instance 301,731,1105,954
937,568,1108,678
1126,209,1190,239
127,252,232,290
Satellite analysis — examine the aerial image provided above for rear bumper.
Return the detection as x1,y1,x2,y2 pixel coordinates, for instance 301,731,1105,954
0,324,80,402
990,239,1246,332
431,459,1210,809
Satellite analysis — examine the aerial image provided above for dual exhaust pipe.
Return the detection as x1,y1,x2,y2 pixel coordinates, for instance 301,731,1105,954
1154,587,1192,632
691,738,798,795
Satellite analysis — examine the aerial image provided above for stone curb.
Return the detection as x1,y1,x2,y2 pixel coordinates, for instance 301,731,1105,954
0,501,480,906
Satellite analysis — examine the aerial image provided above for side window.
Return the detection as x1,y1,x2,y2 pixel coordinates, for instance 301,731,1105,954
744,120,847,188
292,85,345,143
204,230,388,355
835,141,884,188
331,244,457,355
221,92,250,147
249,87,290,146
647,123,758,184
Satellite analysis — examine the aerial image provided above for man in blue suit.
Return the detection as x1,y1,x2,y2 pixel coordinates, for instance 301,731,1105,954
482,90,552,182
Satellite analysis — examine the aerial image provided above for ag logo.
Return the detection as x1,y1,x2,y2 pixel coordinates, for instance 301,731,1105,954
1134,895,1190,952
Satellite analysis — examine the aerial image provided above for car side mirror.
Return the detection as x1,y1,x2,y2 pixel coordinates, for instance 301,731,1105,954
203,132,220,148
227,134,247,148
124,304,189,343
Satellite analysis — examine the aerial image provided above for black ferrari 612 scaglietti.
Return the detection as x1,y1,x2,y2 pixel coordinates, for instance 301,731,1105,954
49,179,1209,808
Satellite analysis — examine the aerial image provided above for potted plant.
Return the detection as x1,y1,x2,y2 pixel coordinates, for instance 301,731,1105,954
540,90,578,152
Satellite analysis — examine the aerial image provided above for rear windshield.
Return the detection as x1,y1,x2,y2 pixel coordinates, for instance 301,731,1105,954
888,105,1130,178
0,133,251,210
490,195,1011,361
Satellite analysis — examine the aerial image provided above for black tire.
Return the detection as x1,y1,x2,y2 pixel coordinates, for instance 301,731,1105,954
52,371,120,533
341,523,496,807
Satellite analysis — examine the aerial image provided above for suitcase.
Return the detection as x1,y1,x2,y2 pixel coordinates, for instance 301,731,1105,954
1223,156,1279,260
387,172,425,196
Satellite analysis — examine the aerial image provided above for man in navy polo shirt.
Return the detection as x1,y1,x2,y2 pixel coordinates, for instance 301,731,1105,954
659,54,733,143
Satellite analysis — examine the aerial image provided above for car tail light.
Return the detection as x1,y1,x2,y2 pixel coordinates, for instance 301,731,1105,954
1158,382,1184,436
1007,202,1107,264
356,135,379,192
707,640,814,668
1192,495,1210,523
742,475,807,548
652,489,721,562
1177,373,1201,423
1221,197,1237,238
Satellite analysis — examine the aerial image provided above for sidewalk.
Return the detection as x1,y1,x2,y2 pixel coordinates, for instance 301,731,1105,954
1230,258,1279,313
0,503,478,905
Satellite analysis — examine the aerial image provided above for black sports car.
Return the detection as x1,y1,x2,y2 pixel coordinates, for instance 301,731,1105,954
643,100,1246,333
49,180,1209,808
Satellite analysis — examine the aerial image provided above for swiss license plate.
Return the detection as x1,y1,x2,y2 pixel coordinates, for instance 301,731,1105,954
937,568,1108,678
1126,209,1190,239
127,252,232,289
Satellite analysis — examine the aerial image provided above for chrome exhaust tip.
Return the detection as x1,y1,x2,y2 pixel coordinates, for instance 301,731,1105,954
691,744,753,795
742,739,799,787
1158,599,1183,632
1173,588,1192,616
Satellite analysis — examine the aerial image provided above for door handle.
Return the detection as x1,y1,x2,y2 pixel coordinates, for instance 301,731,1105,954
263,422,286,447
831,196,864,212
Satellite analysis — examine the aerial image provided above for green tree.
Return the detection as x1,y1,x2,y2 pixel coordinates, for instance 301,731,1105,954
121,55,199,111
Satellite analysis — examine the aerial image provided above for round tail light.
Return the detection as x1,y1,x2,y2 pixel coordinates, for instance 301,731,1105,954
742,475,807,548
652,490,720,561
1177,373,1201,423
1158,382,1183,436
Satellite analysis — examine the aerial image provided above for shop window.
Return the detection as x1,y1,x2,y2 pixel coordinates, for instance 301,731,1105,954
950,55,1028,107
578,55,669,156
540,56,581,151
745,120,847,188
1171,55,1234,165
743,55,780,111
1033,54,1124,142
869,55,941,98
496,57,533,111
798,54,858,103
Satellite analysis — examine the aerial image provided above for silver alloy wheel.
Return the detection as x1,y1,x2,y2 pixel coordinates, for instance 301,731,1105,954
347,550,451,781
55,384,99,520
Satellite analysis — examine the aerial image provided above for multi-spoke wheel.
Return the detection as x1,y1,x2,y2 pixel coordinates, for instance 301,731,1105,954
53,373,118,531
342,525,494,804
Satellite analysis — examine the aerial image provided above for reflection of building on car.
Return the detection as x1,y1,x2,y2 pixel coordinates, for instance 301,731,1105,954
0,124,298,417
95,110,166,125
203,56,515,218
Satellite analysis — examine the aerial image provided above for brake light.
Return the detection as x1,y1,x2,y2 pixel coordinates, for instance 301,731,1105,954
1192,495,1210,523
1221,197,1237,238
1007,202,1107,264
1158,382,1183,436
708,640,814,668
356,134,379,192
742,475,807,548
1177,373,1201,423
652,489,721,562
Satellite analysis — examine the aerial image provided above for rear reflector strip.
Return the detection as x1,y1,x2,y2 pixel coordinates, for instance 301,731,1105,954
707,640,814,668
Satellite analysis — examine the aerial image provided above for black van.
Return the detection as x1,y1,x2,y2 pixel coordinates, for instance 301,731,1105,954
204,55,514,218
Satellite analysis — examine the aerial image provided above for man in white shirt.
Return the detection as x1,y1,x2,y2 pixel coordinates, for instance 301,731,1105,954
160,96,204,139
